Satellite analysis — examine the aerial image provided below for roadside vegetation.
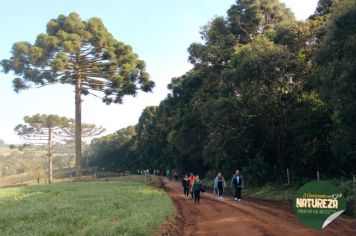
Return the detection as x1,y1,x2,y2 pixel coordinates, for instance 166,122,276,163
84,0,355,216
87,0,355,186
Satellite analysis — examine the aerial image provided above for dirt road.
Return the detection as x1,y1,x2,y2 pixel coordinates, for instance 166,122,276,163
162,178,356,236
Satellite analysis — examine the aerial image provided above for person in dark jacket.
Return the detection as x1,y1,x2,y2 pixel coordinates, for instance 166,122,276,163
231,170,244,201
182,174,189,199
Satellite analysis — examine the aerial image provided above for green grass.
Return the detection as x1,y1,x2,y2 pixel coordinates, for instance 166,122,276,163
243,184,297,201
0,180,174,236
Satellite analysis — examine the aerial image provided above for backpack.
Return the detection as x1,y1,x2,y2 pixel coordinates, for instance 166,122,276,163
200,184,206,192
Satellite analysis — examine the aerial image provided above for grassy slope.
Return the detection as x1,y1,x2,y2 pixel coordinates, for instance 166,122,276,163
0,180,174,236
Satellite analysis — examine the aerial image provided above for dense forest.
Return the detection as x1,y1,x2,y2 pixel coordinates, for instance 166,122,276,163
86,0,356,184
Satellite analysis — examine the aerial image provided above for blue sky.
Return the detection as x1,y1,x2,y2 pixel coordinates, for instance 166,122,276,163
0,0,318,144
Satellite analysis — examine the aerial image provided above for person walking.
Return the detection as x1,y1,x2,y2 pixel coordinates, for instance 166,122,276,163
214,172,226,200
182,174,190,199
231,169,244,201
166,169,172,181
174,171,179,181
188,173,195,200
191,175,203,204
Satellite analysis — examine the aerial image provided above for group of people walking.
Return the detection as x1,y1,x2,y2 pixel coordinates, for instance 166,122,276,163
214,170,244,201
181,170,244,204
182,173,204,204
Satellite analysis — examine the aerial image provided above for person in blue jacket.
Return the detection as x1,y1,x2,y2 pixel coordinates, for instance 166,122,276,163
231,169,244,201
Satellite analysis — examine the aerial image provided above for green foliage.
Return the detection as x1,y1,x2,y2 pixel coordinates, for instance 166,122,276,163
87,126,136,170
336,180,355,216
313,0,333,17
14,114,72,141
1,12,154,100
14,114,74,183
315,0,356,174
188,0,293,67
87,0,355,187
0,181,174,235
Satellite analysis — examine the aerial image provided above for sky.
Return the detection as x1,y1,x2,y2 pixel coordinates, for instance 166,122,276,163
0,0,318,144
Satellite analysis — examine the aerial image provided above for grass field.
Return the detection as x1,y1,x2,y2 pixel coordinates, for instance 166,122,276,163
0,179,174,236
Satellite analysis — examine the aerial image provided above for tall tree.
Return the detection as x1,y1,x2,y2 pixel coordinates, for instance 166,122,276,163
14,114,71,183
316,0,356,172
85,0,354,184
1,12,155,176
188,0,294,67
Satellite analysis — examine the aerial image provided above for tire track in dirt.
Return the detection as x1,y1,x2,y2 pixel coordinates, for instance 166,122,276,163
162,178,356,236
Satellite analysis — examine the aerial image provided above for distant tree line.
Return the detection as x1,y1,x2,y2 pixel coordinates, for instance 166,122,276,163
86,0,356,184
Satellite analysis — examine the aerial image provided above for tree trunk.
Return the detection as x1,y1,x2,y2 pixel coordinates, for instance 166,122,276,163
48,127,53,183
75,76,83,177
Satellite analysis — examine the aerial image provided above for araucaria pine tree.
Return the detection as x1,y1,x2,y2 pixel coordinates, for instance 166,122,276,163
1,13,155,176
